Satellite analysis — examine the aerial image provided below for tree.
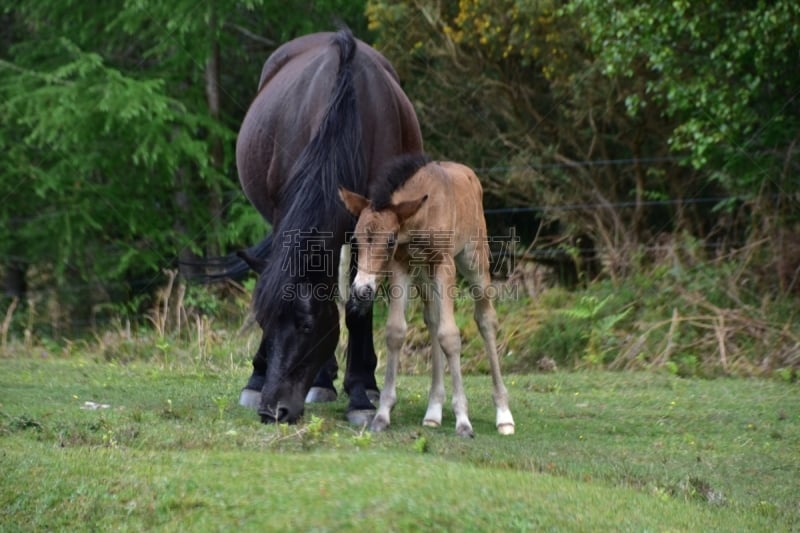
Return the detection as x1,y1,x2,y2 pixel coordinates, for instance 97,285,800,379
367,0,800,284
0,0,367,332
366,1,692,251
571,0,800,208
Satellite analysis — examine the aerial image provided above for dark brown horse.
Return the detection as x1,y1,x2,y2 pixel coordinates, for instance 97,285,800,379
230,29,422,424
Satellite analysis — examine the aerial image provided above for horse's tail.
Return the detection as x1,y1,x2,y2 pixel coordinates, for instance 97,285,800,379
264,27,366,243
323,27,367,195
254,28,367,326
276,28,367,205
183,28,365,285
180,234,272,283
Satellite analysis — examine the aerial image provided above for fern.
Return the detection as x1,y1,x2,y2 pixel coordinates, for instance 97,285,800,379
559,296,632,366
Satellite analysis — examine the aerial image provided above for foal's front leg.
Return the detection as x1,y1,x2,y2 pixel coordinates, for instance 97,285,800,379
371,267,410,432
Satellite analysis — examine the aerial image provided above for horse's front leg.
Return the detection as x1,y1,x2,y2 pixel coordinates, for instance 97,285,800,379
343,244,380,426
237,234,274,410
305,245,355,404
372,266,410,432
435,259,474,438
239,333,269,409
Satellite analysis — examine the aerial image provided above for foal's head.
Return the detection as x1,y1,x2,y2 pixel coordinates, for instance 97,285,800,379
339,188,427,304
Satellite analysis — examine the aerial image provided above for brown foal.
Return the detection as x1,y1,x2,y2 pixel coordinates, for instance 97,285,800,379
339,158,515,437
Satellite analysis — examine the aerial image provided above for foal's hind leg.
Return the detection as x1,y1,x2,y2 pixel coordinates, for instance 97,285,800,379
473,294,515,434
457,249,515,435
421,286,445,429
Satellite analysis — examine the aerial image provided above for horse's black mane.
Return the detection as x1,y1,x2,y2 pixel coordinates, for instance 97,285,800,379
369,153,431,210
254,28,367,328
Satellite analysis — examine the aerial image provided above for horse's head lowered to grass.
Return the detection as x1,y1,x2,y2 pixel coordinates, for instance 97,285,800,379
253,274,341,423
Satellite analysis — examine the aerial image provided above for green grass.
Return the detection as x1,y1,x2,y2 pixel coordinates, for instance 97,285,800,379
2,356,798,530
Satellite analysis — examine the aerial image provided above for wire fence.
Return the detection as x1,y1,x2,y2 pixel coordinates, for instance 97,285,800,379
483,195,735,215
0,152,779,334
3,155,700,226
473,155,689,173
6,192,744,227
3,193,751,303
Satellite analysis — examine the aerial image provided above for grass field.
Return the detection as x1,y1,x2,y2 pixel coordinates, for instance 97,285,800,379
1,355,798,531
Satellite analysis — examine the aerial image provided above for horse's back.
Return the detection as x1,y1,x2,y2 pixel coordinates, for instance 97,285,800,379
257,33,402,92
236,32,422,224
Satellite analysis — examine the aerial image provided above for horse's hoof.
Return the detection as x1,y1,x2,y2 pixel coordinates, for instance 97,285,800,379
305,387,337,403
497,423,515,436
456,423,475,438
239,388,260,410
370,415,390,433
422,419,441,428
366,389,380,405
346,409,375,427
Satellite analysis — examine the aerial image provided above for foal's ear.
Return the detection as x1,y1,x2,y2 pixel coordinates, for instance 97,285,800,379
392,194,428,222
338,187,370,216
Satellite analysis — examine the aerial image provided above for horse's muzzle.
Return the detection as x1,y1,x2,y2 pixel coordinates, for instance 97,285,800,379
259,404,302,424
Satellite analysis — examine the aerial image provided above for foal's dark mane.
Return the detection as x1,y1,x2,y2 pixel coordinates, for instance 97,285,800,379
253,28,367,328
369,153,431,210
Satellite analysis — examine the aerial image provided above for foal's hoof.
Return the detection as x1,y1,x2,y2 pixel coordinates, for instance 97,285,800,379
346,409,376,427
305,387,337,403
456,423,475,438
238,388,260,410
370,415,390,433
497,423,515,436
422,419,441,428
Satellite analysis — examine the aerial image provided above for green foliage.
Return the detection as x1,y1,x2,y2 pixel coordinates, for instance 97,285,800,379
367,0,800,291
413,434,429,453
0,1,367,325
559,295,633,366
569,0,800,199
1,41,229,277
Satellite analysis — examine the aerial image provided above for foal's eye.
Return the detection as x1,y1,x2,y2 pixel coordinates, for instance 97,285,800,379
387,234,396,249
